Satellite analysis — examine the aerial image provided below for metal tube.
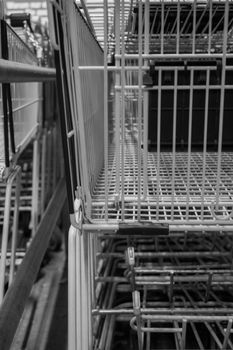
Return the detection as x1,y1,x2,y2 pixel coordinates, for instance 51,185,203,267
78,66,233,72
156,69,162,221
68,226,77,350
115,53,233,59
0,59,55,83
215,0,229,208
121,0,126,220
161,0,164,54
143,0,150,199
80,232,89,350
75,227,82,350
171,69,178,220
0,168,19,303
115,0,121,208
9,167,21,286
104,0,108,221
83,222,233,233
40,132,47,214
186,69,194,220
137,0,143,220
192,0,197,54
31,137,40,238
176,0,180,54
114,83,233,90
201,69,210,220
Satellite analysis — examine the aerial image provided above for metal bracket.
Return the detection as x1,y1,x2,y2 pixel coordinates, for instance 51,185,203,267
70,198,84,232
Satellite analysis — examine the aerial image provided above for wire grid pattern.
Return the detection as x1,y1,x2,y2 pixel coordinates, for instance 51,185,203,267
86,0,233,228
77,26,105,192
129,235,233,349
0,126,62,224
76,0,136,50
7,24,38,65
50,0,233,229
91,142,233,223
0,25,40,166
82,0,233,56
11,83,42,148
125,1,233,54
97,234,233,281
93,234,233,349
0,84,42,162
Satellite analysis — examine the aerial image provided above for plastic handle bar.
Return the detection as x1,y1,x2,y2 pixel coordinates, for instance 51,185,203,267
117,222,169,236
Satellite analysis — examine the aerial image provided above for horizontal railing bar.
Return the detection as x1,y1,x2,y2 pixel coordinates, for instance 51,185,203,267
92,200,233,206
141,314,233,322
0,178,66,350
98,251,230,258
115,53,233,59
115,85,233,90
92,308,233,317
78,65,233,71
83,223,233,233
0,59,56,83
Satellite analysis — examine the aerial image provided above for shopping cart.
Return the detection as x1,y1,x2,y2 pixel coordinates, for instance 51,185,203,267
0,18,56,304
48,0,233,349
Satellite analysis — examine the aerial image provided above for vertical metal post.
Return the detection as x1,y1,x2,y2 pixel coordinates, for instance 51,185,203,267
176,0,180,54
156,69,162,221
104,0,109,221
68,226,77,350
40,131,47,215
9,167,21,285
216,0,229,208
137,0,143,220
161,0,164,54
208,0,213,54
181,319,187,350
47,129,52,195
171,69,178,221
192,0,197,54
133,290,143,350
0,168,20,303
31,136,40,238
75,229,83,350
143,0,150,199
186,69,194,220
201,69,210,220
52,125,57,191
80,232,89,350
115,0,121,204
121,0,126,220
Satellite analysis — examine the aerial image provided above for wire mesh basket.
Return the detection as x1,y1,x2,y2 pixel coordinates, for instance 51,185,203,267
48,0,233,349
91,232,233,349
48,0,233,232
0,20,42,180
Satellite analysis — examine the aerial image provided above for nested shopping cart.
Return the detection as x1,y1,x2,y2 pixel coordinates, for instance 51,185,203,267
0,16,57,305
0,19,42,304
48,0,233,349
